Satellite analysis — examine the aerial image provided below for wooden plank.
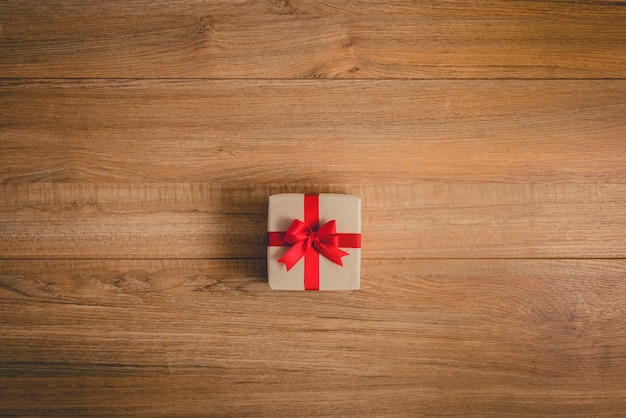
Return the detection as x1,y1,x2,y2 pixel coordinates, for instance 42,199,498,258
2,376,625,417
1,259,625,415
1,1,624,78
1,79,625,183
1,182,625,259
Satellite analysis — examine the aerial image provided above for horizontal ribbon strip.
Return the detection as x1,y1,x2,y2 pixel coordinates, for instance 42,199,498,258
268,232,361,248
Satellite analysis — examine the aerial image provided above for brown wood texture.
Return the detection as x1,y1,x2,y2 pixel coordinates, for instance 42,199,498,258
1,182,625,259
1,0,625,416
1,1,625,78
2,259,626,416
1,80,625,184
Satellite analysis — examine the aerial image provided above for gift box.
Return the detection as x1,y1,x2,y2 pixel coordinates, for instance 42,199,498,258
267,193,361,290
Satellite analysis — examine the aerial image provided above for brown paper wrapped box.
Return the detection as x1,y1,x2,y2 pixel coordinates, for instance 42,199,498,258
267,193,361,290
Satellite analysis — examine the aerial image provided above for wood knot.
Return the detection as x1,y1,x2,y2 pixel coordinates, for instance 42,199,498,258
197,15,215,35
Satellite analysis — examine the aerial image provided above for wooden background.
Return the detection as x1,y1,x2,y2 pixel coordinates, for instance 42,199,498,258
1,1,625,415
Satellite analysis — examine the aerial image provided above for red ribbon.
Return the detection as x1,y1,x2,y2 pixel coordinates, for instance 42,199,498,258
268,194,361,290
278,219,349,270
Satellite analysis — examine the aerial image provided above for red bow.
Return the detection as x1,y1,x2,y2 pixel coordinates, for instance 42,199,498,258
278,219,350,271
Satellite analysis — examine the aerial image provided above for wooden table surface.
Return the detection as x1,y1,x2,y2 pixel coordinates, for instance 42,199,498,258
1,1,625,416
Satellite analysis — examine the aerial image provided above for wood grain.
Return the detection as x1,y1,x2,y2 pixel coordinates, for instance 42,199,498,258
1,182,625,259
1,1,625,79
1,0,625,415
1,259,625,416
1,80,625,183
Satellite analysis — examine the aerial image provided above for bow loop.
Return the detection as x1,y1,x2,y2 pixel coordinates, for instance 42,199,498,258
282,219,310,244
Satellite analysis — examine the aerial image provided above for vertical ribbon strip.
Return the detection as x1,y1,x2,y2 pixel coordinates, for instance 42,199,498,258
267,194,361,290
304,194,321,290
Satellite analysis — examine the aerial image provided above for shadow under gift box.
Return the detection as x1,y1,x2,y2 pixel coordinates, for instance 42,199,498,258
267,193,361,291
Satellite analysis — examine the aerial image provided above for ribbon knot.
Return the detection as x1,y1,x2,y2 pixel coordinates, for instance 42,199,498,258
278,219,349,271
